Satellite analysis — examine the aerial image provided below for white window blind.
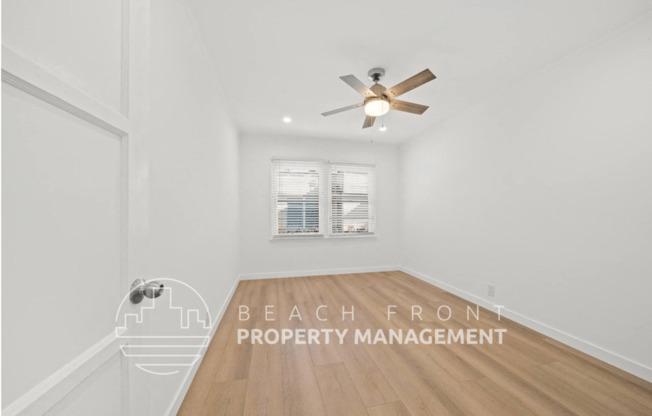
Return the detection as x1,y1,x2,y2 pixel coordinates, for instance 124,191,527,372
271,160,324,237
329,164,376,235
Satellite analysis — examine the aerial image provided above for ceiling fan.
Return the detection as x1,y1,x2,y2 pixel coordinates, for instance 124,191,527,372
321,67,436,129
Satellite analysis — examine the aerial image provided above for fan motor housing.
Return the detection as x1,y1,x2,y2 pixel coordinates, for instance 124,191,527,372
366,83,389,104
370,83,386,96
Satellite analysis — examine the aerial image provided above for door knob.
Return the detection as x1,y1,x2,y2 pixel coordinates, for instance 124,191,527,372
129,279,165,304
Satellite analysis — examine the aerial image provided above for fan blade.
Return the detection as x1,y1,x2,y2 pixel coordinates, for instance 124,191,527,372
340,75,377,98
362,115,376,129
321,102,364,116
383,69,436,99
390,100,429,115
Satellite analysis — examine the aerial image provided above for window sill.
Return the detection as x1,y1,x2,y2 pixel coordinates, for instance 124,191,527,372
271,234,325,241
328,233,376,239
270,233,376,241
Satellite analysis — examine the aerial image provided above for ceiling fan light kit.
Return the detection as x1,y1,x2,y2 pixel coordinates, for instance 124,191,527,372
365,98,390,117
322,67,436,129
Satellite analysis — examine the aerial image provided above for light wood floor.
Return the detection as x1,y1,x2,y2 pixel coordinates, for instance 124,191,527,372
178,271,652,416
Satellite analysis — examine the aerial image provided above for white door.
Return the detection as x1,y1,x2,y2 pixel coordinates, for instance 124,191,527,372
2,0,151,415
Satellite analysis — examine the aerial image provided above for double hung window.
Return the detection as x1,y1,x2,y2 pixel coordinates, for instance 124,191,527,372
271,160,375,238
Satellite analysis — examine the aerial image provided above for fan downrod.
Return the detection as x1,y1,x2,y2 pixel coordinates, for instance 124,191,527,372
367,67,385,83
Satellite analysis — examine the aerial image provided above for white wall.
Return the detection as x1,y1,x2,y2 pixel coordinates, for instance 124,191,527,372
399,17,652,379
239,134,400,278
146,0,240,413
148,0,239,327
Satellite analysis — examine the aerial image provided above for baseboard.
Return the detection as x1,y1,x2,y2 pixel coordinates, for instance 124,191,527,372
165,274,242,416
240,265,400,280
399,266,652,383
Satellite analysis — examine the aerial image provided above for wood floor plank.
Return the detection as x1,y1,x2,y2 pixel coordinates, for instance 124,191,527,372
242,341,283,416
367,400,412,416
200,379,247,416
546,360,652,413
462,377,538,416
178,272,652,416
311,276,399,407
242,280,284,416
280,346,328,415
537,361,652,416
335,340,400,407
213,280,257,382
363,343,456,416
451,343,578,415
295,277,343,366
277,278,328,416
315,362,368,416
543,336,652,395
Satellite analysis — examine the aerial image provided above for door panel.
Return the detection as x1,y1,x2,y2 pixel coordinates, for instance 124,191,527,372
1,0,124,111
43,354,123,416
1,83,123,405
2,0,150,414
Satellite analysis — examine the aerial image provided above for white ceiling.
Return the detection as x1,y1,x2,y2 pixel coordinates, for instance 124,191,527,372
186,0,652,144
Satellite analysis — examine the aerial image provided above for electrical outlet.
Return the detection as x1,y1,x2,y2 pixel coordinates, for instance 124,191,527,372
487,284,496,298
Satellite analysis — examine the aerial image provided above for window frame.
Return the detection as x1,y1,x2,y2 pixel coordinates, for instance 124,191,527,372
270,160,376,240
327,163,376,238
270,159,325,239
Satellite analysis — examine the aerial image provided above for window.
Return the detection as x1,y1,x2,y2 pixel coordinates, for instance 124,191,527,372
271,160,324,236
271,160,376,238
329,164,376,235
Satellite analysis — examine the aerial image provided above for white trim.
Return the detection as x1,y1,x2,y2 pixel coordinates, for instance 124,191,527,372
325,233,376,239
270,233,377,241
1,46,130,137
270,233,325,240
399,266,498,311
270,234,337,241
120,0,131,116
124,0,151,413
240,265,399,280
164,275,243,416
399,266,652,383
2,333,123,416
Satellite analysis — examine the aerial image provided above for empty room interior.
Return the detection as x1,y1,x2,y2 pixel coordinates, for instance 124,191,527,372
2,0,652,415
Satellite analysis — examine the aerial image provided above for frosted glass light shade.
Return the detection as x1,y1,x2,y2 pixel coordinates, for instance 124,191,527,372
364,99,390,117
